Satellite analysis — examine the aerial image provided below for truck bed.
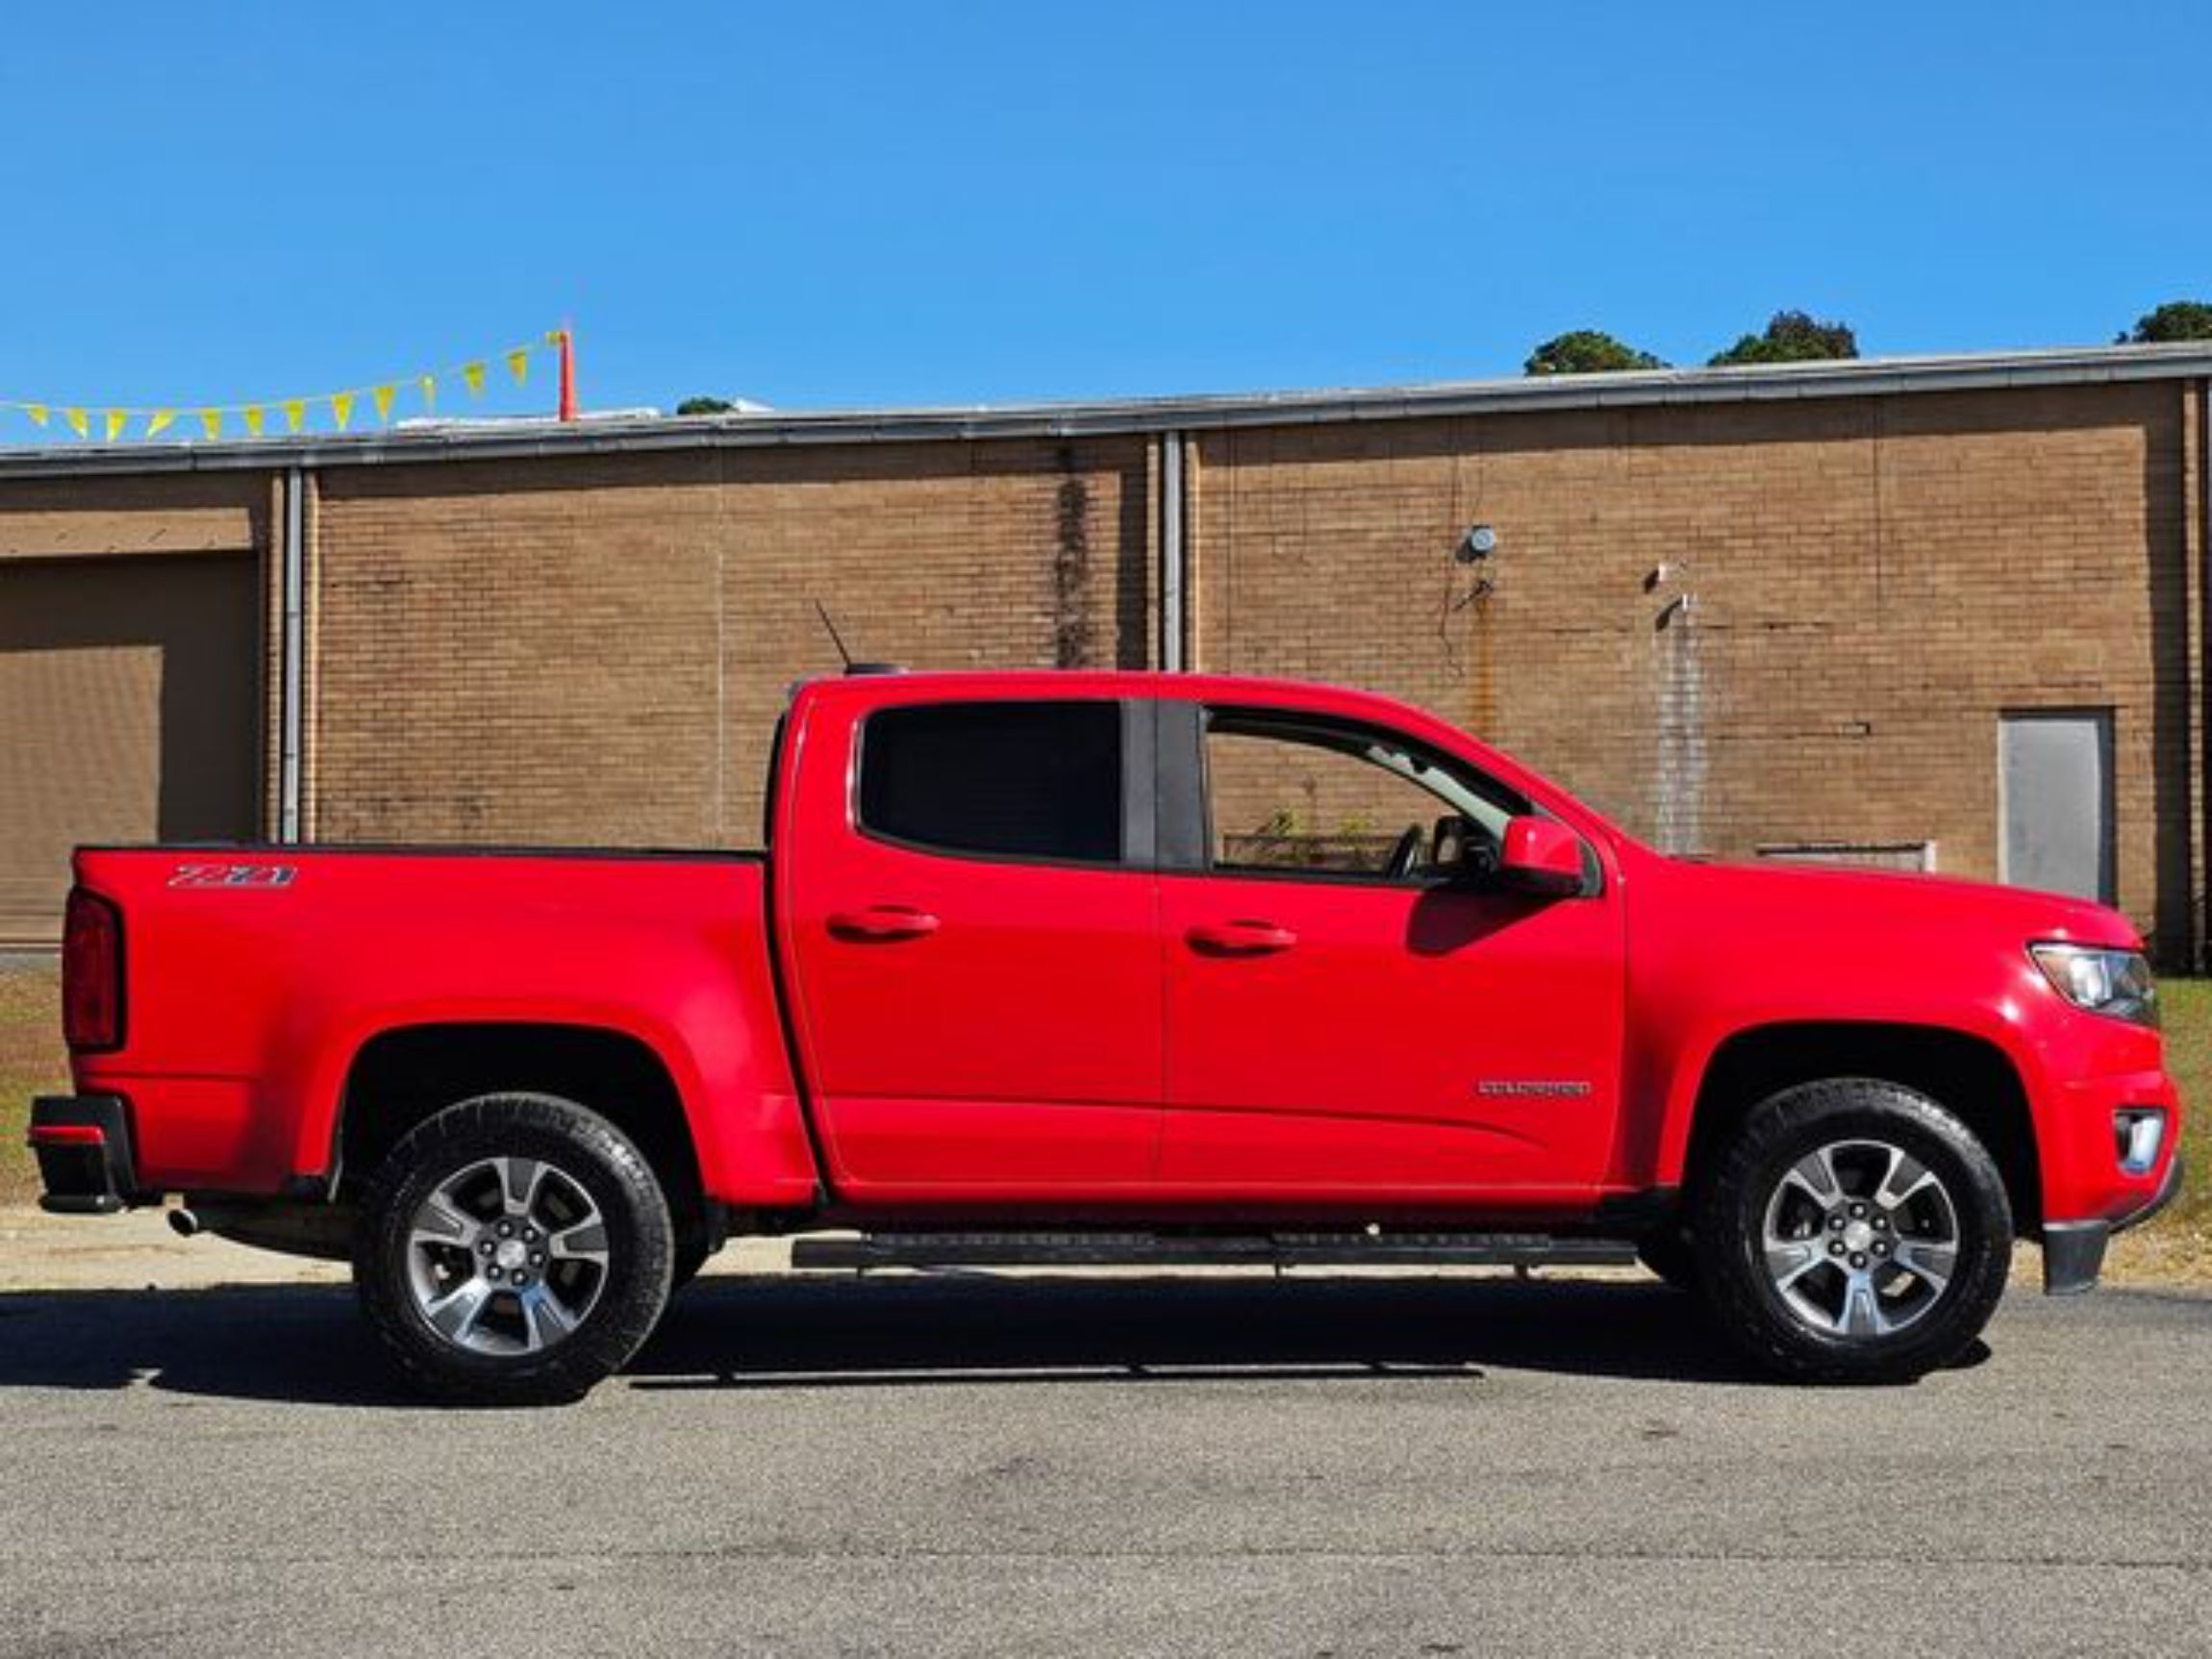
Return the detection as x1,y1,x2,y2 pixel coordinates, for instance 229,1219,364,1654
64,843,815,1205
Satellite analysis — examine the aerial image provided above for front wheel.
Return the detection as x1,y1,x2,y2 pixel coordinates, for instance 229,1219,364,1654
354,1093,675,1406
1690,1079,2013,1384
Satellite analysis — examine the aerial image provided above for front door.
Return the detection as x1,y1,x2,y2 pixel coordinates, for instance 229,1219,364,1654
777,693,1163,1202
1158,703,1624,1203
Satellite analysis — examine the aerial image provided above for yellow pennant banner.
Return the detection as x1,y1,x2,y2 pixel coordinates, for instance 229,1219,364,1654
1,328,572,443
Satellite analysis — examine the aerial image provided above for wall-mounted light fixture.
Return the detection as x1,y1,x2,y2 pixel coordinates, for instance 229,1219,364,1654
1456,523,1498,565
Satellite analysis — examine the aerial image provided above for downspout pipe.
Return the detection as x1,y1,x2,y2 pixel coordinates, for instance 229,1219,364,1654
278,466,306,843
1161,431,1185,671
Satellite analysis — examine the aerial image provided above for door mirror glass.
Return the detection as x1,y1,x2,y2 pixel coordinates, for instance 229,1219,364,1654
1495,816,1586,897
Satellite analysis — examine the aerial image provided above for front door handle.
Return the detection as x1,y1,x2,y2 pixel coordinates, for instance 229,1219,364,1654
1186,919,1298,956
828,905,942,943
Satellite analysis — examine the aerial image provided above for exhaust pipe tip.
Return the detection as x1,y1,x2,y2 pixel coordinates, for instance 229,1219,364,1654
167,1208,201,1239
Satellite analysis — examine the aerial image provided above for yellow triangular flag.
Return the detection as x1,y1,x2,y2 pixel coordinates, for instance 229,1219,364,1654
282,398,306,434
544,329,565,347
242,405,265,438
24,404,48,427
505,347,530,386
104,409,127,442
199,409,222,440
419,374,437,413
462,361,487,395
371,384,396,422
64,408,88,439
330,391,355,431
145,410,176,439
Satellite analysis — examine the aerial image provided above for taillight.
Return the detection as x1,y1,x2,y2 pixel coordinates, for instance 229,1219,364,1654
63,887,124,1052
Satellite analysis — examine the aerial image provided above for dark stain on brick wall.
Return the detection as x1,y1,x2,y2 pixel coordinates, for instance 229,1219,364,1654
1052,444,1093,668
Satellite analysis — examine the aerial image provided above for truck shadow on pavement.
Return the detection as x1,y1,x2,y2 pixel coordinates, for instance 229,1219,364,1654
0,1274,1910,1407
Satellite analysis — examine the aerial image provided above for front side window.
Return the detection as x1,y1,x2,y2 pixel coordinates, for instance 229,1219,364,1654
860,700,1122,865
1203,709,1522,883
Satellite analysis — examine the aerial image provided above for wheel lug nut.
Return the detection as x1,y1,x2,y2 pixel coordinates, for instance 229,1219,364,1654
1829,1240,1845,1255
488,1266,503,1281
523,1227,538,1243
478,1241,494,1256
1849,1203,1867,1219
496,1221,514,1238
1828,1216,1846,1232
1874,1242,1891,1256
531,1252,545,1266
1849,1252,1867,1269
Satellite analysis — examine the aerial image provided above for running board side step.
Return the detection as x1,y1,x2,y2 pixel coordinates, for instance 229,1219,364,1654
790,1231,1640,1272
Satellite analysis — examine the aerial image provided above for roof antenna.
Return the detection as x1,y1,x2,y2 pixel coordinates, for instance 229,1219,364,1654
813,601,903,677
815,600,854,670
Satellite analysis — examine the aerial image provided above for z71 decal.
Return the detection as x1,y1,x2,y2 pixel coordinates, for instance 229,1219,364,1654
167,863,297,890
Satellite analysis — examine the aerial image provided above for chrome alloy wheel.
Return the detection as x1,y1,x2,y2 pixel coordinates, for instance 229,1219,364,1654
404,1156,611,1356
1760,1139,1960,1340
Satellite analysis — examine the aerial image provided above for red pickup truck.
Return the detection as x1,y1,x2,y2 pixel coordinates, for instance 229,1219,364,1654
31,669,2184,1402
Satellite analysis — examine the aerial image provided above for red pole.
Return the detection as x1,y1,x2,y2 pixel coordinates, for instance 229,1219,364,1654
557,326,578,421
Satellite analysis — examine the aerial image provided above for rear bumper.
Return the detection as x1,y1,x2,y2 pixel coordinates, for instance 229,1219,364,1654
2042,1150,2186,1295
26,1094,143,1215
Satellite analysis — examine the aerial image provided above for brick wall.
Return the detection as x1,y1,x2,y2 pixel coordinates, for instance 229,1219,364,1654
1189,384,2196,955
309,439,1153,846
0,375,2199,956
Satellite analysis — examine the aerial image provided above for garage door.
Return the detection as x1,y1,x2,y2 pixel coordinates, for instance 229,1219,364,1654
0,553,261,944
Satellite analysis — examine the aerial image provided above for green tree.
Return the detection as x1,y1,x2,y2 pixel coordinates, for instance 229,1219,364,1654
676,395,738,415
1708,310,1859,366
2118,301,2212,343
1523,330,1666,376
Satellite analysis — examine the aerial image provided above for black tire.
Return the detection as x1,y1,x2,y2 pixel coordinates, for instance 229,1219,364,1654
1689,1078,2013,1384
354,1093,674,1406
1636,1227,1697,1293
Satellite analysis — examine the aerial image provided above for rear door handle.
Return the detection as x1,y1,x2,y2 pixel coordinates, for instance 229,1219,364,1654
828,905,942,943
1186,919,1298,956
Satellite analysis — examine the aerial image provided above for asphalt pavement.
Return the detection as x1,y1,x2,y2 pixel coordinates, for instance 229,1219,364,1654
1,1269,2207,1657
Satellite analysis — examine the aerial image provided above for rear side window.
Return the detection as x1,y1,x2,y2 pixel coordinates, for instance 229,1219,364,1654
860,701,1122,865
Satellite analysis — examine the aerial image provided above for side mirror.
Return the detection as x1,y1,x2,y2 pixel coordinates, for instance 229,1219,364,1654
1496,816,1586,898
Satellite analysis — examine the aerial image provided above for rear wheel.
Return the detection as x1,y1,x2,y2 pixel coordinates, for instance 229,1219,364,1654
354,1093,674,1406
1690,1079,2012,1383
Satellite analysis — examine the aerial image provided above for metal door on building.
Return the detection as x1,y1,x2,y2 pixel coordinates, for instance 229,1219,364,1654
1998,711,2114,904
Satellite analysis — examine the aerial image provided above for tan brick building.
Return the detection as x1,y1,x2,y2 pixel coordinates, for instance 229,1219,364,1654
3,344,2207,961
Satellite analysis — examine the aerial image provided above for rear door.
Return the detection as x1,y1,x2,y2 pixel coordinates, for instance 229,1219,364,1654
777,690,1163,1200
1157,700,1625,1202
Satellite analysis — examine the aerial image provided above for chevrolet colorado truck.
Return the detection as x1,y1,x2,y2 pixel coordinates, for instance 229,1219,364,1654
30,669,2184,1402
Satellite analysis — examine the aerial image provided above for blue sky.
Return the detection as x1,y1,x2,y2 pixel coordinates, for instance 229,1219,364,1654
1,0,2205,432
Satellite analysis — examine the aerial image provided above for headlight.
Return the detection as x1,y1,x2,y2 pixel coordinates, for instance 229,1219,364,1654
2029,943,2159,1027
